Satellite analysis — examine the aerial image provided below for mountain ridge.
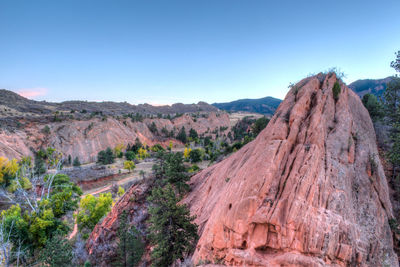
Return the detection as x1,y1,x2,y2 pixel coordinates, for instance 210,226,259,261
212,96,282,115
0,89,219,117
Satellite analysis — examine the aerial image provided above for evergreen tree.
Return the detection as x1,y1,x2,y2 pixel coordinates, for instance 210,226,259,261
115,211,144,267
97,147,115,165
384,51,400,179
176,127,187,143
73,156,81,167
383,77,400,124
164,152,189,194
251,117,270,136
147,184,198,267
39,232,73,267
189,149,202,163
148,122,158,134
362,93,384,121
388,123,400,176
391,50,400,72
130,138,142,153
189,128,198,139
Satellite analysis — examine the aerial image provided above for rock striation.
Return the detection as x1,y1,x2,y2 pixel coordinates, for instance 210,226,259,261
184,73,398,266
0,112,230,163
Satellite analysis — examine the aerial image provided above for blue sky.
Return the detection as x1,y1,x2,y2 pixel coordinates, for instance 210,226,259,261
1,0,399,105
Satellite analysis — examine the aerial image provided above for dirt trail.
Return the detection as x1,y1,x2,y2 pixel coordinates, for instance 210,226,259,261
68,161,154,240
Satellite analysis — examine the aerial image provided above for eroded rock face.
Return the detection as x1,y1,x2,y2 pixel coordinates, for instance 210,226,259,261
184,73,398,266
86,180,151,267
0,112,230,163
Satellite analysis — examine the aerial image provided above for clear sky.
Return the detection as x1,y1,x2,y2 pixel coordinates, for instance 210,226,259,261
1,0,399,105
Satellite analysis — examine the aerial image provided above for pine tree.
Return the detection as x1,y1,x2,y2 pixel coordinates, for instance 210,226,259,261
176,127,187,143
384,51,400,179
147,184,198,267
164,152,189,194
39,232,73,267
97,147,115,165
73,156,81,167
383,77,400,124
362,93,384,121
115,211,144,267
189,128,198,139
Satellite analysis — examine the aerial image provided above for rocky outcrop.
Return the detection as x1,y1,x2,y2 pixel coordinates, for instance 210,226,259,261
86,179,152,267
0,112,230,163
184,73,398,266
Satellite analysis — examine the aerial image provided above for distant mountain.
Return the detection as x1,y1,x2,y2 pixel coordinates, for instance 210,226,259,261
348,77,393,98
212,96,282,115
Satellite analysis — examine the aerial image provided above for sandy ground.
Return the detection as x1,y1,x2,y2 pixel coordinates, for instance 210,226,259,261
228,112,264,127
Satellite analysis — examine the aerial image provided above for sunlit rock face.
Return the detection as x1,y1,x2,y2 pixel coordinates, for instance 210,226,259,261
0,112,230,163
184,73,398,267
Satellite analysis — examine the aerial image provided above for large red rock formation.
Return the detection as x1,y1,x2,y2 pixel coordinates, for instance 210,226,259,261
0,112,230,163
184,73,398,266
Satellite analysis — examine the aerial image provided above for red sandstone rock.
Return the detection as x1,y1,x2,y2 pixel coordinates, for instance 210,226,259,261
86,180,152,267
183,73,398,266
0,112,230,162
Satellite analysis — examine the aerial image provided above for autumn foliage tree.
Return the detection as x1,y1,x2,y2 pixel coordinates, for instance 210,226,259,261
76,193,112,238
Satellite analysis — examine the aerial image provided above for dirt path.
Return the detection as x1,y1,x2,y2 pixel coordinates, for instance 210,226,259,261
68,161,154,240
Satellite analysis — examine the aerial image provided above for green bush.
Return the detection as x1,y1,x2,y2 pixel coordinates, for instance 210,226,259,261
125,150,136,161
332,81,341,101
189,149,202,163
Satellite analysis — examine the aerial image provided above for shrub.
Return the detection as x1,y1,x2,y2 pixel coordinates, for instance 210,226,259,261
151,144,165,152
125,151,136,161
42,125,51,135
332,81,341,101
188,164,200,173
189,149,203,163
117,186,125,197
